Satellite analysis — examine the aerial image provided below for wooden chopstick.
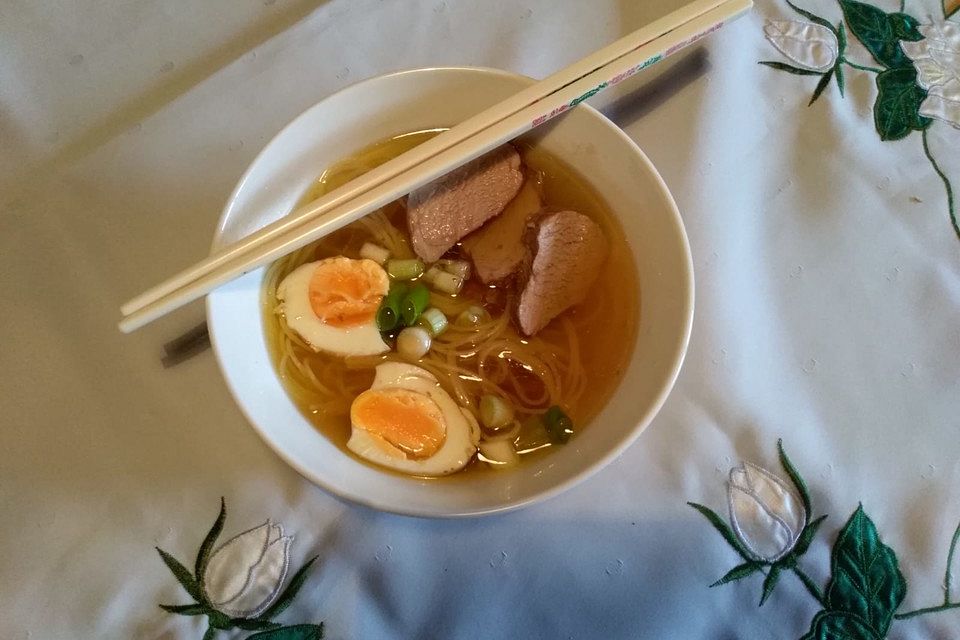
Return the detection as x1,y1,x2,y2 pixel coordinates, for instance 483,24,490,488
119,0,751,333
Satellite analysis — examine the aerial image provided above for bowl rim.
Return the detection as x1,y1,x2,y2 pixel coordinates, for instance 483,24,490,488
207,65,694,518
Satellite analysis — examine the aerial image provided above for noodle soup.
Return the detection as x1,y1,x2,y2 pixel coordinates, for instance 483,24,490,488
263,130,638,477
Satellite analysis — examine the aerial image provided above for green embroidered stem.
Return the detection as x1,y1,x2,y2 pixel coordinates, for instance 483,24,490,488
896,520,960,619
792,566,827,606
946,520,960,603
842,59,882,73
899,0,906,11
893,602,960,619
922,128,959,243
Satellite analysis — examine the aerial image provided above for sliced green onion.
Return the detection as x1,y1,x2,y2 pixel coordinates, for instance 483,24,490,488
400,283,430,326
455,305,490,328
397,326,432,360
437,259,472,281
480,394,515,430
360,242,390,265
479,439,519,467
418,307,448,337
386,258,424,281
429,270,463,295
423,265,445,284
543,405,574,444
376,283,407,332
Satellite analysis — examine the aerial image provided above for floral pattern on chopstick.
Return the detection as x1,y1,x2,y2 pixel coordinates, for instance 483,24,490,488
154,498,324,640
760,0,958,245
690,440,960,639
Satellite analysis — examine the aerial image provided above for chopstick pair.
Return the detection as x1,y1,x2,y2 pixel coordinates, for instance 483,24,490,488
118,0,752,333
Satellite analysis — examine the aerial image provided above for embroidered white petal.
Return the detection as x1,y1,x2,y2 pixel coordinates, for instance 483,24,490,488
204,521,273,606
900,38,930,63
918,20,960,45
902,23,960,127
218,532,291,617
919,93,960,130
763,20,838,71
929,49,960,82
202,521,292,617
728,462,806,562
912,57,951,89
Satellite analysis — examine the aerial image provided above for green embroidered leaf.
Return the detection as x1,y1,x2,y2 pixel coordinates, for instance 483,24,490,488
710,561,765,587
688,502,751,560
888,13,922,41
874,67,932,140
776,439,812,518
259,555,319,619
156,547,202,602
800,610,880,640
196,497,227,585
785,0,838,35
825,505,906,637
202,626,216,640
838,0,920,68
231,617,283,631
793,515,829,557
159,603,208,616
759,563,783,606
245,623,325,640
809,69,834,106
835,62,846,97
759,61,824,76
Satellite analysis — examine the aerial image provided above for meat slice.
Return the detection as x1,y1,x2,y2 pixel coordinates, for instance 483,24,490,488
407,144,523,263
461,178,541,283
516,211,607,336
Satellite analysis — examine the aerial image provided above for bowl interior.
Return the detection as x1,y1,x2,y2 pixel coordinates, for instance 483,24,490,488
208,67,693,517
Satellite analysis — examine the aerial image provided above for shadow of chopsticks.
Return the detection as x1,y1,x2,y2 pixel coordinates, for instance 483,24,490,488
162,322,210,368
599,48,711,127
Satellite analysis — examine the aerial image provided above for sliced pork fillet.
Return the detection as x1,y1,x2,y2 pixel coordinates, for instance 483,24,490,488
516,210,607,336
406,144,523,263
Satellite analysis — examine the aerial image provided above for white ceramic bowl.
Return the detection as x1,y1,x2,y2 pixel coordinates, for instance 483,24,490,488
208,67,693,517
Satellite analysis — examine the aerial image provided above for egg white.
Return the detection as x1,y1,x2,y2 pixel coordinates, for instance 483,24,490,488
276,260,389,357
347,362,480,476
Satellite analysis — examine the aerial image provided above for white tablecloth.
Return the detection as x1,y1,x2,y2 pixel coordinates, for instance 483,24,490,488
2,0,958,638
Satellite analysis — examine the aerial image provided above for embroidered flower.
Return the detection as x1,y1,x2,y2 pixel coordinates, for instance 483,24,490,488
764,20,839,71
156,499,322,638
692,439,960,636
202,521,292,618
901,21,960,128
728,462,807,562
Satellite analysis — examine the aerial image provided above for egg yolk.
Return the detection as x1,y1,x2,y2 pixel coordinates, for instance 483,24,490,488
308,257,389,328
351,389,446,459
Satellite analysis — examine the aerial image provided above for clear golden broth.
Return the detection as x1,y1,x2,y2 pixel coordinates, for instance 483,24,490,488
262,130,639,476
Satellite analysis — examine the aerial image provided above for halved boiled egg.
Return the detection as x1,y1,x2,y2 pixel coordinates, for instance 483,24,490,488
348,362,480,476
276,257,390,357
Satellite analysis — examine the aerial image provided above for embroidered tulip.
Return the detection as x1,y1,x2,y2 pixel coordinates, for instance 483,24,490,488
728,462,806,562
202,521,291,618
763,20,839,71
901,21,960,128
